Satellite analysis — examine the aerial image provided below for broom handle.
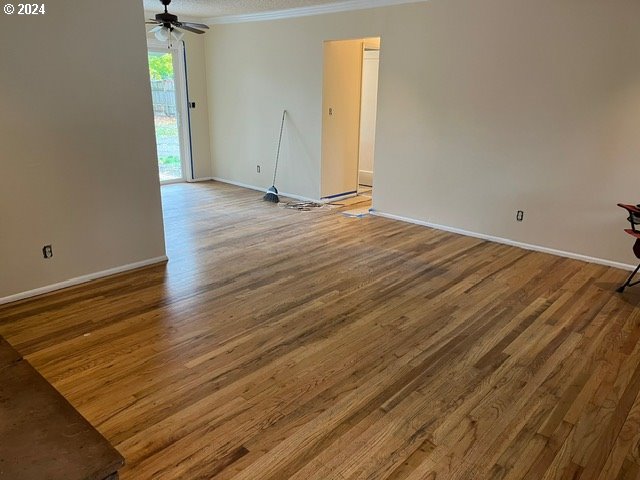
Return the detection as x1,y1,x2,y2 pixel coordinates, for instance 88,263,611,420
273,110,287,186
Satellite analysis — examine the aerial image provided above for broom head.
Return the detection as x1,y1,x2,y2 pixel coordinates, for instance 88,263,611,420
263,186,279,203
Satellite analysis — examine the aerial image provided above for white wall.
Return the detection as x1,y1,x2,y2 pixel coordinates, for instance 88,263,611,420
0,0,167,301
205,0,640,267
206,19,326,199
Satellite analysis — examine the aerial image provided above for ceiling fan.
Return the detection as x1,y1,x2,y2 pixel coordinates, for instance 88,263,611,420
147,0,209,44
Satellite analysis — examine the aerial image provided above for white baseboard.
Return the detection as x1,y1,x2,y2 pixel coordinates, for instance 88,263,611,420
320,192,358,203
211,176,320,203
358,170,373,187
371,210,636,272
0,256,169,306
187,177,214,183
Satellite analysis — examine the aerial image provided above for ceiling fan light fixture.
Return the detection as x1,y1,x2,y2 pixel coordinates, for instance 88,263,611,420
154,26,169,42
147,0,210,38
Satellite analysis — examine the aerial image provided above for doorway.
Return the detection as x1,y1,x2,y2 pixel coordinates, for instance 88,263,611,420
147,44,192,184
320,37,381,202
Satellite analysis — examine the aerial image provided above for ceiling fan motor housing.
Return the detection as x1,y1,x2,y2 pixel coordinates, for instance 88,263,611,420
156,12,178,23
148,0,209,35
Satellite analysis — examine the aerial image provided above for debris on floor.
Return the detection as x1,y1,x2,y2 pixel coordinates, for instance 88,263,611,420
280,201,327,211
341,207,371,218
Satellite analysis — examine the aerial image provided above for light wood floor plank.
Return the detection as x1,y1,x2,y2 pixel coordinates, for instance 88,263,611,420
1,181,640,479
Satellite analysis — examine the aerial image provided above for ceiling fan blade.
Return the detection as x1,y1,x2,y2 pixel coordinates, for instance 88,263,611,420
146,20,161,24
180,22,209,30
174,23,205,34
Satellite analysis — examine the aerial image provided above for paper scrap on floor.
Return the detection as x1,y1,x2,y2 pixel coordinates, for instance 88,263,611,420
341,207,371,218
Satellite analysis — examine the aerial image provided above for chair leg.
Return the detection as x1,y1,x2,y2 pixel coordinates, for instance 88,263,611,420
618,262,640,293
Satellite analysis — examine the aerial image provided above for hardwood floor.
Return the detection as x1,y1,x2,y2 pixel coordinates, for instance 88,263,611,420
2,181,640,479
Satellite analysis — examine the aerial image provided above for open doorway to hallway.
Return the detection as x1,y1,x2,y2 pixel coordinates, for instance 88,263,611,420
321,37,381,206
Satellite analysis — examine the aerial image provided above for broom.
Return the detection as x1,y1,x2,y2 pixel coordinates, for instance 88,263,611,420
263,110,287,203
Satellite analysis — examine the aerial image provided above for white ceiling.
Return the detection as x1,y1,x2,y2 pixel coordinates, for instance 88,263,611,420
142,0,350,20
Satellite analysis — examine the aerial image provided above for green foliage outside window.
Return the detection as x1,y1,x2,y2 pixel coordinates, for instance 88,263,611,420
148,53,174,81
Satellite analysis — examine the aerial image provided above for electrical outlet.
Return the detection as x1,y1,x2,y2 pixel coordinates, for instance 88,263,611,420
42,245,53,259
257,165,261,173
516,211,524,222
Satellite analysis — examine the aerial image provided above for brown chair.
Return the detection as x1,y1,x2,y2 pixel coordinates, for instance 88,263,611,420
617,203,640,293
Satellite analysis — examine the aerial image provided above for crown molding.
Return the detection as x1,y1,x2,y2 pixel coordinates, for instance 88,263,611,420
205,0,428,25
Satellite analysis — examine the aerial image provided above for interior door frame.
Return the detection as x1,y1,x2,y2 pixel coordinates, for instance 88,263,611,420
357,47,380,189
147,40,193,184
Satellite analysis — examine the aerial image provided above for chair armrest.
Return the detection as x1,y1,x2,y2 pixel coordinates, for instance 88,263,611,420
625,229,640,239
618,203,640,214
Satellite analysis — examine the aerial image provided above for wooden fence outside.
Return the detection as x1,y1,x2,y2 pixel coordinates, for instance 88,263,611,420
150,79,177,117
